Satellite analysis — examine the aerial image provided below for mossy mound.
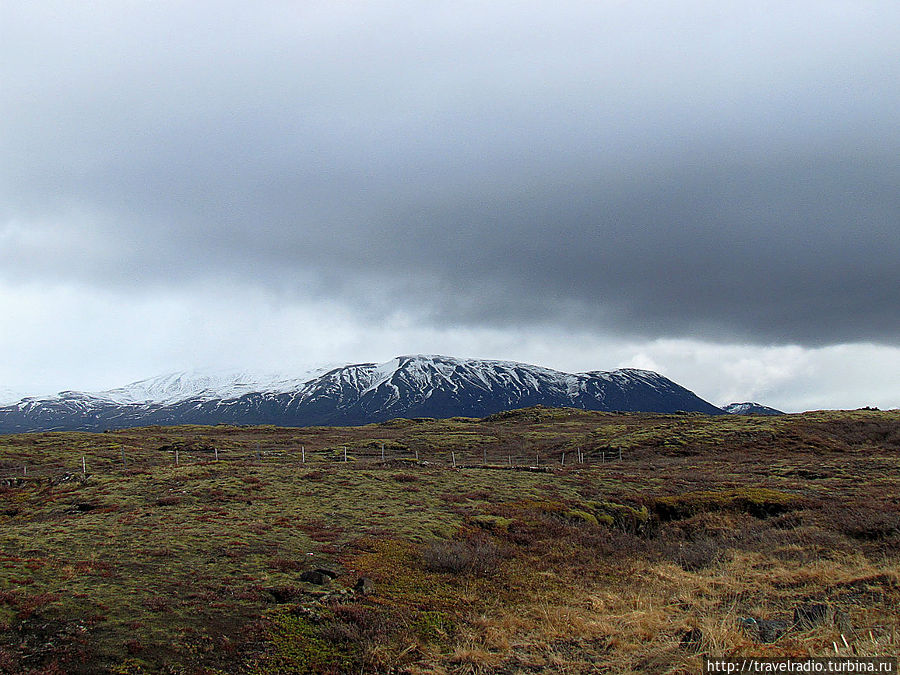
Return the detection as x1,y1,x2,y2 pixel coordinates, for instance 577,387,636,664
555,500,650,531
471,514,515,531
651,488,801,521
564,509,600,526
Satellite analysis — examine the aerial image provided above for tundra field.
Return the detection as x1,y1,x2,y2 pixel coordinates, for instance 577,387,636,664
1,407,899,674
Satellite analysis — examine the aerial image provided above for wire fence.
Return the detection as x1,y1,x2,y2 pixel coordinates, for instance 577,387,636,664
0,442,626,483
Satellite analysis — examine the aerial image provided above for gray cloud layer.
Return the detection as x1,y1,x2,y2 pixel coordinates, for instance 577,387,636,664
2,1,898,345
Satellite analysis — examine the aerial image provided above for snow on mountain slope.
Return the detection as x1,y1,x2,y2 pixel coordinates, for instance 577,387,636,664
722,402,784,415
100,371,262,405
0,366,337,410
99,366,336,405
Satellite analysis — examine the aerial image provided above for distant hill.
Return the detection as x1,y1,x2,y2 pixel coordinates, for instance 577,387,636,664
0,355,724,433
722,402,784,416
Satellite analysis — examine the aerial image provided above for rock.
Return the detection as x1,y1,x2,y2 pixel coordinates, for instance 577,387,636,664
757,619,790,643
354,577,375,595
49,473,78,485
289,605,324,624
299,570,332,585
738,617,758,636
794,603,829,628
265,586,303,603
679,628,702,651
313,567,338,580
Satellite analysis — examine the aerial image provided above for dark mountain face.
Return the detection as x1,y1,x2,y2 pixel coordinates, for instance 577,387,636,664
0,355,724,433
722,402,785,415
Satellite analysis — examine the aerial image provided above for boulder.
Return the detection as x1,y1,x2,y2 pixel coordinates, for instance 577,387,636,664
354,577,375,595
265,585,304,603
299,569,332,585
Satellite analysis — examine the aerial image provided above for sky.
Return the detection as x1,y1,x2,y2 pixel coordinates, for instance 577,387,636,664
1,1,898,412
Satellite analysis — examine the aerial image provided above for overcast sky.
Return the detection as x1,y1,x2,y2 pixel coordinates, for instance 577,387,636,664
1,1,898,412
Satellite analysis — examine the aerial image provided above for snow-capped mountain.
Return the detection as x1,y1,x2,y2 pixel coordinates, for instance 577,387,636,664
722,402,784,416
0,355,724,433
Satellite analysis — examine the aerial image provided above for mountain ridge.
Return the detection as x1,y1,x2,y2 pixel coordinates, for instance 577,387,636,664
0,354,726,433
722,401,785,416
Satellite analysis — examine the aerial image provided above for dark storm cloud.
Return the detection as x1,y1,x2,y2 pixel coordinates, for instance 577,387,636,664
2,1,899,344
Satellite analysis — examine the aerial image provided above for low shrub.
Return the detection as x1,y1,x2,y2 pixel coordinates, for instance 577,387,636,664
270,557,303,572
422,536,500,576
660,535,728,571
831,507,900,542
329,603,391,643
391,473,419,483
142,596,170,612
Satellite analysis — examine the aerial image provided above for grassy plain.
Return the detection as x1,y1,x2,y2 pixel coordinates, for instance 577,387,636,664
0,407,898,673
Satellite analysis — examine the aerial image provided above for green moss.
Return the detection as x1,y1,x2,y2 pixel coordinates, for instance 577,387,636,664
349,438,408,451
412,610,454,642
407,431,499,451
565,509,599,526
585,500,650,529
517,499,567,515
263,614,355,674
471,514,515,531
595,513,615,526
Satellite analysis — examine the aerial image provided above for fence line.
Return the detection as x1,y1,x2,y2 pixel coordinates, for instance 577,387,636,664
0,444,627,482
